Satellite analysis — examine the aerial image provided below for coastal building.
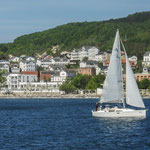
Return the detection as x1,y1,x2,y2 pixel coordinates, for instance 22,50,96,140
20,60,37,71
0,60,10,65
80,60,98,68
89,53,106,62
70,49,80,61
84,46,99,60
78,67,96,76
10,64,20,73
143,66,150,74
51,70,76,84
9,56,20,62
36,59,52,68
129,56,137,65
0,64,10,73
103,59,136,67
7,73,21,90
49,64,67,71
19,82,59,93
142,51,150,66
40,71,53,82
21,71,38,82
24,56,35,61
103,51,111,61
51,57,70,65
6,72,59,92
70,46,100,61
40,54,51,60
123,73,150,81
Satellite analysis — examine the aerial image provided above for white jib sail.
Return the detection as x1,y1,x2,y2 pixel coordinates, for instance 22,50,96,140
100,30,124,103
125,53,145,108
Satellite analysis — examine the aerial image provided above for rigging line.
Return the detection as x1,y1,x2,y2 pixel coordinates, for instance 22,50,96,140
120,38,127,54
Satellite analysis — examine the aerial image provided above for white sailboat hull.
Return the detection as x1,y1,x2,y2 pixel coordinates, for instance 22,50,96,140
92,108,146,118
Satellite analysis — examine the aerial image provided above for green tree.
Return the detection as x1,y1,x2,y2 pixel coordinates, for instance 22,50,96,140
46,48,53,56
0,71,7,90
71,74,91,89
59,79,76,93
86,74,105,90
139,78,150,89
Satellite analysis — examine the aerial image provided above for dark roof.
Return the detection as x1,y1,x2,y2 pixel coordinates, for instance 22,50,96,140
50,64,67,70
40,71,55,75
52,71,60,76
144,51,150,56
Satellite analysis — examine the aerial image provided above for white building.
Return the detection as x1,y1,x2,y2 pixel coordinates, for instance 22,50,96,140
129,56,137,65
36,59,52,68
21,74,37,83
142,52,150,66
0,64,10,72
0,60,10,65
7,73,21,90
84,46,99,60
10,64,20,73
19,82,59,92
80,60,101,75
70,49,79,61
142,66,150,74
9,56,20,62
89,53,106,62
20,61,37,71
24,56,35,61
51,57,70,65
70,46,100,61
51,70,76,84
78,50,88,60
80,61,98,68
7,72,38,90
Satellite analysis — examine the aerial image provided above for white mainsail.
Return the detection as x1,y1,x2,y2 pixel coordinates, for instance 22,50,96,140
125,53,145,108
100,30,124,103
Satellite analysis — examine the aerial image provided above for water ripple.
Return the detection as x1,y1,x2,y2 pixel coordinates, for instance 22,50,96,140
0,98,149,150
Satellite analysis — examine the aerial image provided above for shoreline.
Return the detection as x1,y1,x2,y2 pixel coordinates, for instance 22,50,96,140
0,93,150,99
0,93,100,99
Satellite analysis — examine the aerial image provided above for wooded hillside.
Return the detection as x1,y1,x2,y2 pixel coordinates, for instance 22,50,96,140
1,11,150,59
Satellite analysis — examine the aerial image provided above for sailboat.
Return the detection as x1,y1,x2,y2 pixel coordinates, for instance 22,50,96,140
92,29,147,118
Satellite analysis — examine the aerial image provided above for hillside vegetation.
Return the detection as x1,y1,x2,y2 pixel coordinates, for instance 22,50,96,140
1,11,150,59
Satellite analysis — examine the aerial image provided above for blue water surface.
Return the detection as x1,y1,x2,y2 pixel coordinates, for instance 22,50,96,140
0,98,150,150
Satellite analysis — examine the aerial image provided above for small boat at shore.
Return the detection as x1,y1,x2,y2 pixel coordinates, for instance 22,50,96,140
92,29,147,118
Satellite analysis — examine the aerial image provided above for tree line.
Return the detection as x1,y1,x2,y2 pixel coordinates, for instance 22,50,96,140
59,74,105,94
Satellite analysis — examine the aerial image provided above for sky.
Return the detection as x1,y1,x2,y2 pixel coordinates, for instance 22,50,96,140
0,0,150,43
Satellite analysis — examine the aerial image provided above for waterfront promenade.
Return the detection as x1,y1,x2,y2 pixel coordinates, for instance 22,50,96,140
0,89,150,99
0,92,99,99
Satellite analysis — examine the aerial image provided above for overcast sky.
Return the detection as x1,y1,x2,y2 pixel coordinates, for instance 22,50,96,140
0,0,150,43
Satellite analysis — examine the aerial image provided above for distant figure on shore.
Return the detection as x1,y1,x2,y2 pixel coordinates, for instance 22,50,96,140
95,102,99,111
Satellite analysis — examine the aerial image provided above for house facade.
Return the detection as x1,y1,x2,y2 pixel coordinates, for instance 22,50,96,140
142,51,150,66
7,73,21,90
20,61,37,71
78,67,96,76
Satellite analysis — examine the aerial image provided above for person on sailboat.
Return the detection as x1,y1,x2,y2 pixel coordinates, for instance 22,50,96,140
95,102,99,111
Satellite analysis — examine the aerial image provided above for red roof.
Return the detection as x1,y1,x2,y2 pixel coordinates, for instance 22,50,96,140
104,59,135,66
21,71,38,76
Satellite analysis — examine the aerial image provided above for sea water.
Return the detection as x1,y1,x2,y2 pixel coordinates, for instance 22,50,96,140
0,98,150,150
